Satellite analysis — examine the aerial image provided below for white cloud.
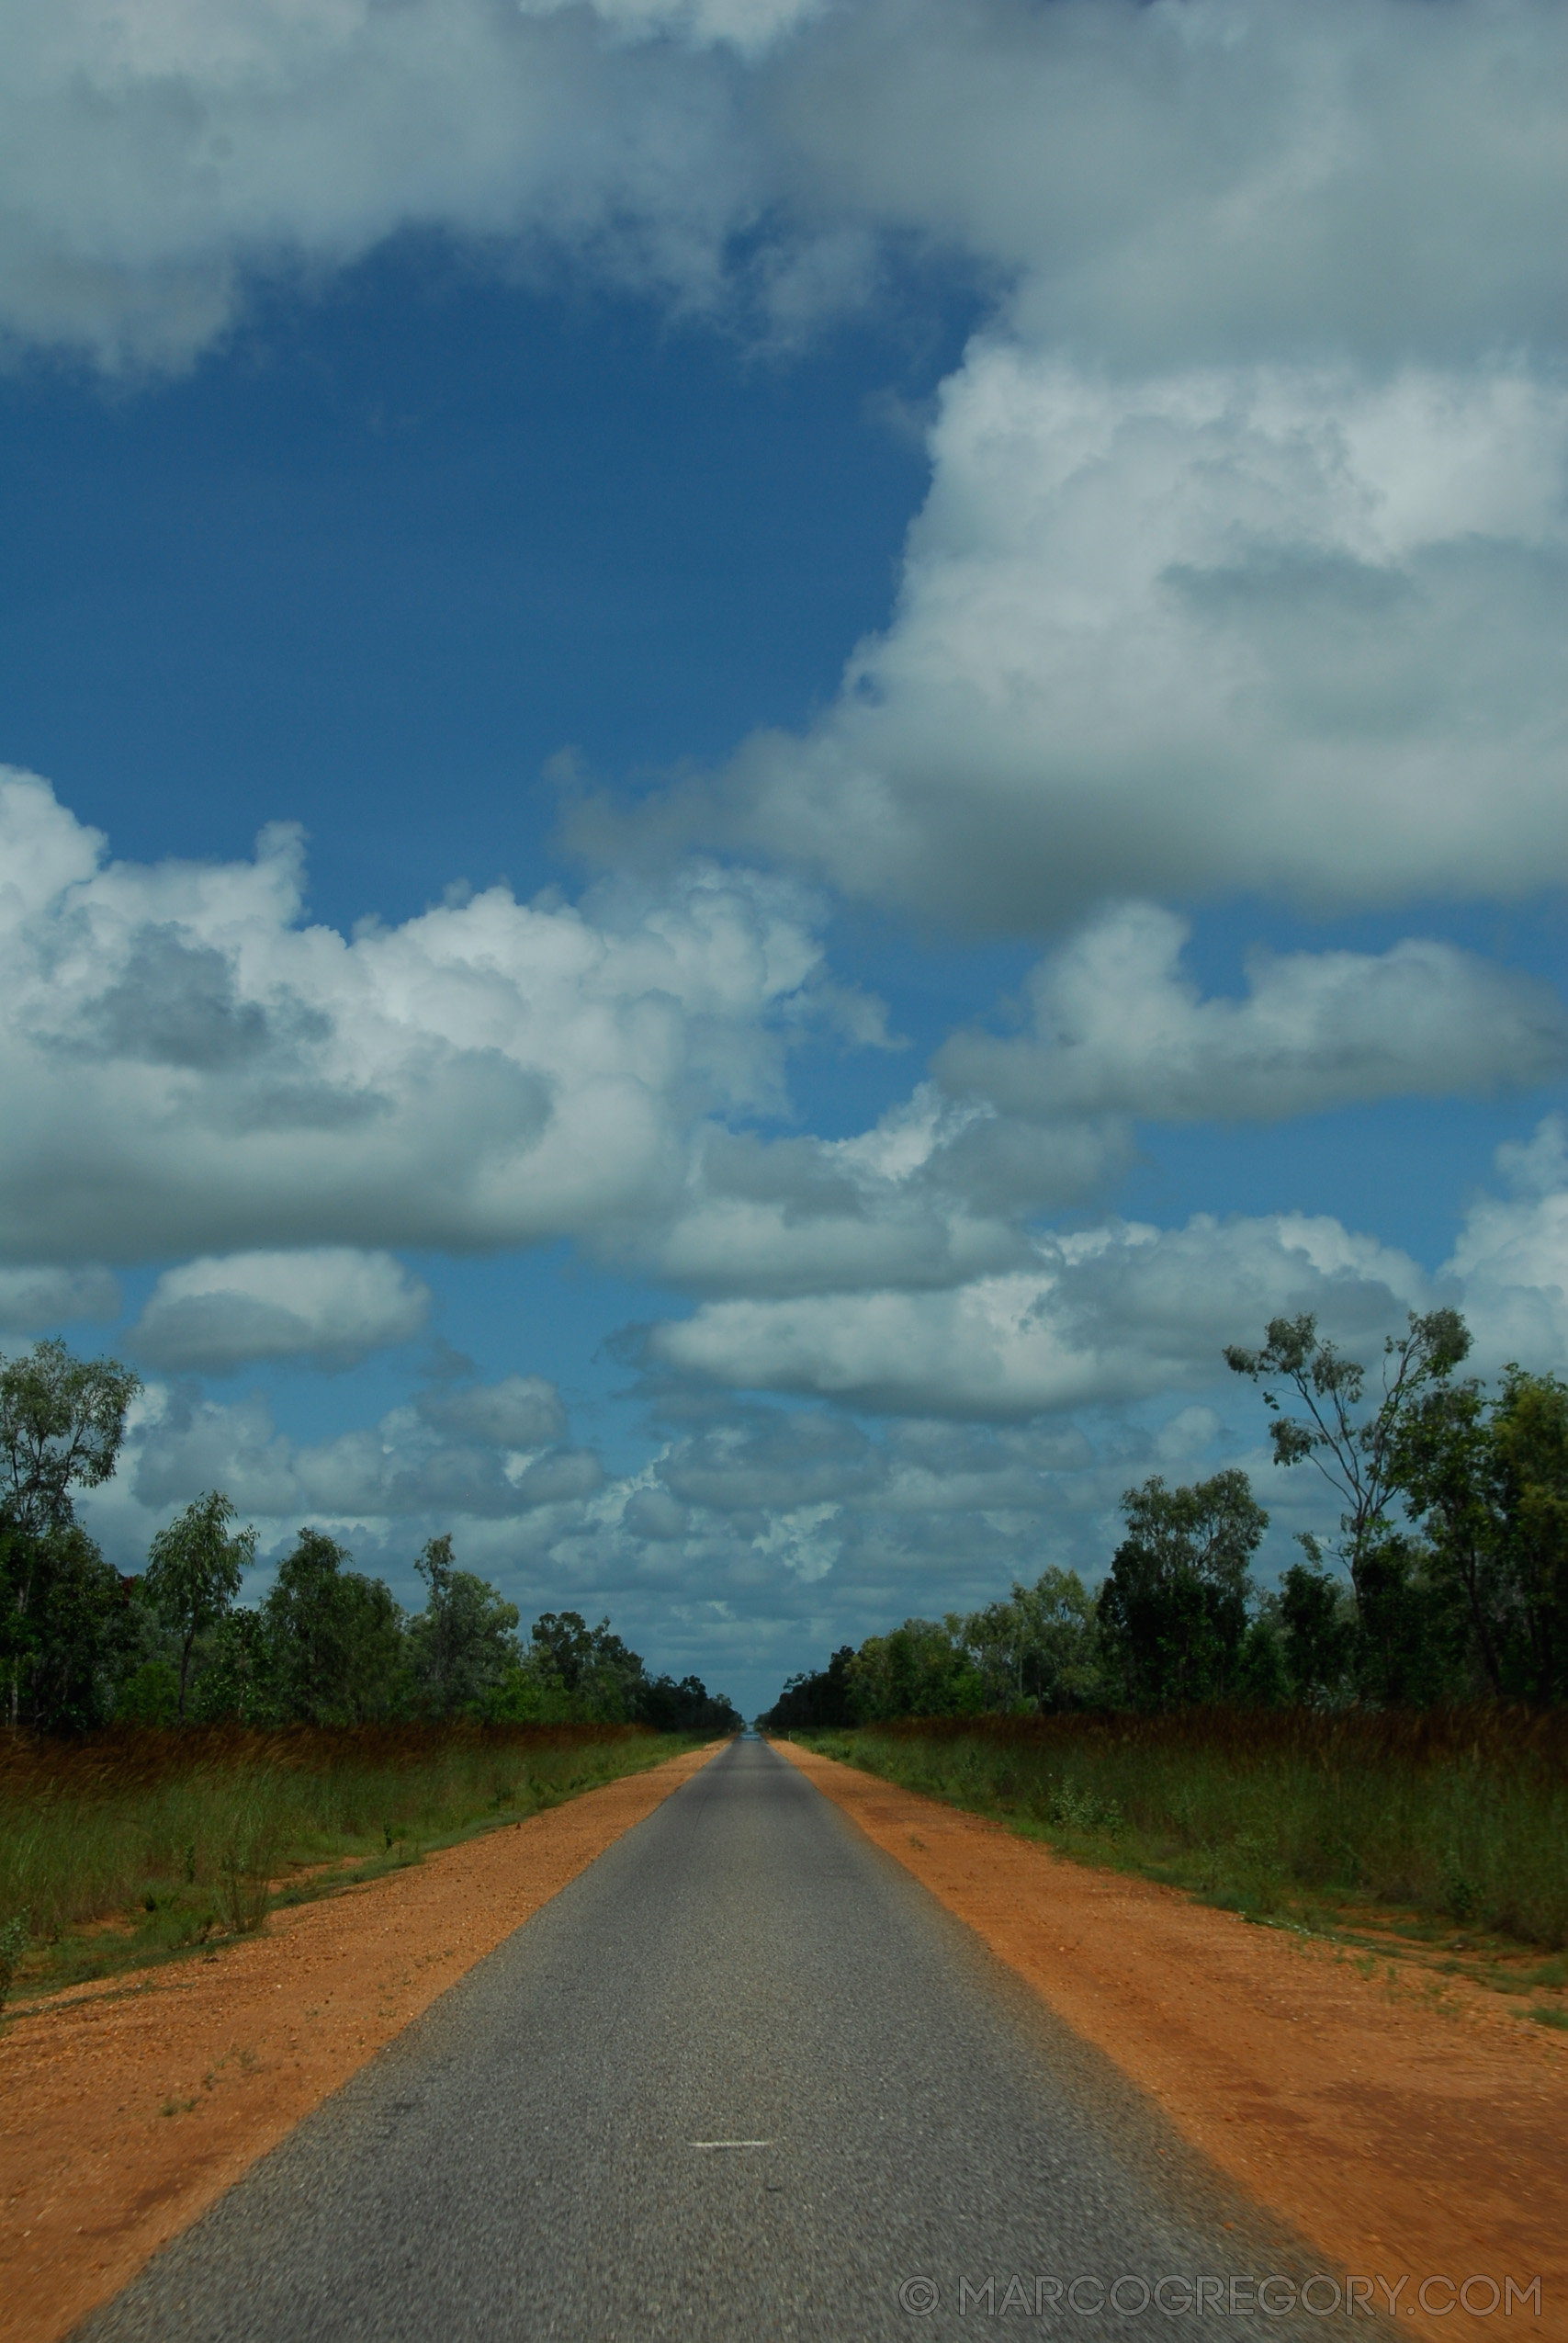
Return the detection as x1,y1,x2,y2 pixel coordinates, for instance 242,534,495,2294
0,0,855,371
1155,1405,1224,1464
2,0,1560,373
652,1115,1568,1418
539,0,825,51
415,1374,566,1449
1443,1115,1568,1375
784,0,1567,368
11,771,1552,1318
133,1247,432,1372
750,1501,841,1583
644,1118,1046,1297
125,1371,598,1523
0,771,849,1267
6,771,1562,1365
20,0,1544,933
649,1211,1429,1416
636,907,1567,1298
936,904,1567,1121
717,351,1568,925
79,1113,1568,1707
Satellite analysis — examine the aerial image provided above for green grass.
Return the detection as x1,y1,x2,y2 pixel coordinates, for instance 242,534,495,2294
0,1720,705,2004
797,1707,1568,1953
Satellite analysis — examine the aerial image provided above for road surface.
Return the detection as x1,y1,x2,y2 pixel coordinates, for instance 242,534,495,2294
77,1736,1344,2338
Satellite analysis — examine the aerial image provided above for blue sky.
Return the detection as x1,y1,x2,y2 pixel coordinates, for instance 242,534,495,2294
1,0,1564,1716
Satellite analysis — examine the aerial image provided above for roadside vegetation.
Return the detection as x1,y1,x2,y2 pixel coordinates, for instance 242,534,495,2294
766,1308,1568,1978
0,1336,740,2004
0,1718,703,2008
804,1709,1568,1957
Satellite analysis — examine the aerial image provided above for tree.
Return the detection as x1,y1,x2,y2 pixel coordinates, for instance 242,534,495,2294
1011,1567,1105,1708
1277,1557,1357,1704
265,1530,404,1725
1386,1378,1506,1696
405,1534,521,1717
954,1568,1104,1713
143,1491,256,1722
1098,1472,1268,1709
1225,1309,1469,1583
634,1673,742,1734
3,1523,139,1734
116,1656,182,1726
846,1619,984,1721
190,1606,276,1726
0,1341,141,1731
0,1341,141,1539
526,1611,647,1722
1225,1310,1470,1693
1488,1368,1568,1703
761,1647,858,1732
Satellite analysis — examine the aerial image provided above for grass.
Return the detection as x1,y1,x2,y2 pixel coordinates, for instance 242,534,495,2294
0,1719,705,2005
796,1708,1568,2009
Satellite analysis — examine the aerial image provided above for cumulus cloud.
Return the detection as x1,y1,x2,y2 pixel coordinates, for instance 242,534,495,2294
4,0,1562,941
0,0,785,369
649,1212,1430,1416
651,1114,1568,1417
3,0,1561,373
132,1248,432,1372
715,353,1568,926
637,906,1567,1297
644,1119,1047,1297
0,771,856,1266
127,1371,598,1523
6,771,1562,1357
0,1263,120,1338
415,1374,567,1449
936,904,1568,1122
1443,1115,1568,1375
82,1115,1568,1702
784,0,1567,368
85,1366,1173,1707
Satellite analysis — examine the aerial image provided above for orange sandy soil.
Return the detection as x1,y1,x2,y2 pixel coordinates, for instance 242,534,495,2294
0,1740,721,2343
778,1741,1567,2340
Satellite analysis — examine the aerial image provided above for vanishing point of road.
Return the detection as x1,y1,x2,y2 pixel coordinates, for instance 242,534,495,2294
77,1737,1340,2339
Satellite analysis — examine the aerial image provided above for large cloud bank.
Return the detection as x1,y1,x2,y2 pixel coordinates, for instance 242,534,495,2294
4,0,1562,370
724,356,1568,923
20,753,1552,1668
8,1,1564,932
73,1114,1568,1702
3,773,1557,1332
0,769,853,1267
646,1163,1565,1421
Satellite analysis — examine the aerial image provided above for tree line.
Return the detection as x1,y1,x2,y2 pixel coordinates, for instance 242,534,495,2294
1,1340,741,1737
762,1309,1568,1728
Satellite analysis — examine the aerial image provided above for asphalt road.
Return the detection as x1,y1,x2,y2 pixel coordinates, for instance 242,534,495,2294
78,1736,1348,2340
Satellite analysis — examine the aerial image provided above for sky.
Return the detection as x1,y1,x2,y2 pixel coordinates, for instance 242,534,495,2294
0,0,1564,1719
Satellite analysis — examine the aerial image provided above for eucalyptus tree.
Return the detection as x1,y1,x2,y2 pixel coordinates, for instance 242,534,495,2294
264,1529,404,1726
1098,1471,1268,1709
144,1491,257,1722
1225,1310,1472,1699
1224,1309,1471,1598
0,1341,141,1730
406,1533,520,1717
